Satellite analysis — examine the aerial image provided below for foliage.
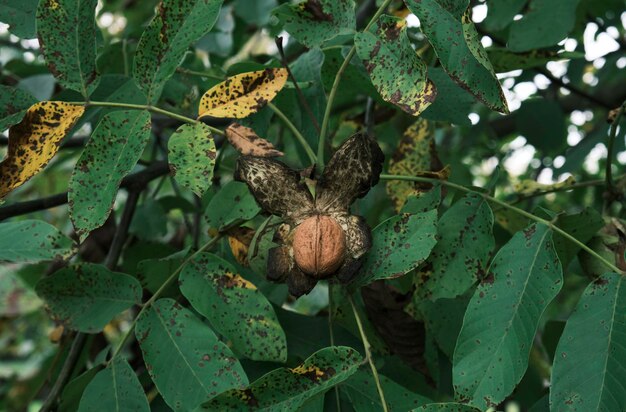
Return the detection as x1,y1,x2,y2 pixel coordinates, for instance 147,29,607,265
0,0,625,411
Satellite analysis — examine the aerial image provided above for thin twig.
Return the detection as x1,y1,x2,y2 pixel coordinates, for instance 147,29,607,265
275,36,320,133
39,333,87,412
605,101,626,203
267,102,317,165
104,190,140,269
379,174,624,274
348,294,389,412
317,0,393,171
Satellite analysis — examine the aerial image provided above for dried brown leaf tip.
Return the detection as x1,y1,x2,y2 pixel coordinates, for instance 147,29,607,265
235,133,384,297
226,123,284,157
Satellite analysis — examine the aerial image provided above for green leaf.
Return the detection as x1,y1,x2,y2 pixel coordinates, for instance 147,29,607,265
403,0,508,113
508,0,583,52
204,181,261,231
36,0,100,96
0,220,75,263
550,273,626,411
0,85,37,130
419,290,472,358
412,403,481,412
551,208,604,268
179,253,287,362
273,0,356,48
0,0,39,38
136,248,189,294
135,298,248,411
168,122,216,197
516,99,566,153
452,223,562,409
482,0,526,31
35,263,142,333
69,110,152,241
488,49,584,73
133,0,223,104
354,210,438,288
401,186,442,215
421,194,494,300
200,347,361,411
355,15,436,117
77,357,149,412
59,367,102,412
342,370,431,411
421,67,480,126
0,267,42,316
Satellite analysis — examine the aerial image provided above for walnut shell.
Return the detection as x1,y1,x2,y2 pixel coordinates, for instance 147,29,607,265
292,215,346,278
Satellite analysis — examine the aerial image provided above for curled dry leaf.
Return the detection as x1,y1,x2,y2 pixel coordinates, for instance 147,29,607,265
225,123,283,157
0,101,84,199
198,68,288,119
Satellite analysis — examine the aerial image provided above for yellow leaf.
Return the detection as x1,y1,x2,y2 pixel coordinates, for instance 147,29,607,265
198,68,288,119
513,176,576,196
0,101,84,198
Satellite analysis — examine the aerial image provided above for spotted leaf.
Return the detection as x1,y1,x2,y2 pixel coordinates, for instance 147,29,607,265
36,0,100,96
0,101,84,199
135,298,248,411
199,346,361,411
355,15,436,116
77,357,149,412
133,0,223,104
403,0,509,113
204,181,262,231
386,120,446,212
35,263,142,333
179,253,287,362
69,110,151,241
0,85,37,131
0,220,75,263
353,210,438,288
225,122,283,157
168,122,216,197
198,68,288,119
453,223,562,410
273,0,356,48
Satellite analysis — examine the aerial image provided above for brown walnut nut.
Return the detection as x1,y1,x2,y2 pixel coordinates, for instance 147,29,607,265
292,215,346,278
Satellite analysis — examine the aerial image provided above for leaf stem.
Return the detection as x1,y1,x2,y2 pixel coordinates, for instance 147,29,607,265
379,173,624,275
605,101,626,202
74,100,225,136
348,294,389,412
267,102,317,164
317,0,393,171
109,234,223,362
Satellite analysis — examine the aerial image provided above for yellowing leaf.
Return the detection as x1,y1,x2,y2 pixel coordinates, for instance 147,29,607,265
225,122,283,157
513,176,576,196
0,101,84,198
386,119,446,211
227,226,256,266
198,68,288,119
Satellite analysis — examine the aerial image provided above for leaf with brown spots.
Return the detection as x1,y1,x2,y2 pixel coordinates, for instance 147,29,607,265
200,346,361,411
0,101,84,199
0,85,37,131
0,220,76,263
226,226,255,266
354,15,436,116
69,110,151,241
352,210,438,288
198,68,288,119
133,0,223,104
167,122,216,197
35,263,142,333
453,223,562,410
225,122,283,157
418,193,494,301
179,253,287,362
403,0,509,113
36,0,100,97
135,298,248,411
204,181,261,232
550,272,626,412
413,403,482,412
78,357,150,412
273,0,356,48
386,120,446,211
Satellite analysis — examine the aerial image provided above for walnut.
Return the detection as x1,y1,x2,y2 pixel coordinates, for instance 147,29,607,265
292,215,346,278
234,133,384,297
